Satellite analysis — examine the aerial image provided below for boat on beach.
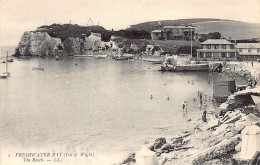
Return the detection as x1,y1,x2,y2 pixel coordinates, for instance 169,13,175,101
114,54,134,60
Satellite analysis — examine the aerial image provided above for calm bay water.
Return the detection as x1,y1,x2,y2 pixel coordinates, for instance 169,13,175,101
0,55,216,164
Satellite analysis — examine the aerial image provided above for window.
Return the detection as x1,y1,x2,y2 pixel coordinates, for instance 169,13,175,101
257,49,260,52
239,49,242,52
206,53,212,58
230,52,235,58
248,49,251,53
222,45,226,49
206,45,211,49
199,53,204,58
214,45,219,49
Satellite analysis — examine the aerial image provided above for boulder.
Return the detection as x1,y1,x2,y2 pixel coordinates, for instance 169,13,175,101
151,137,166,150
161,143,175,152
121,153,136,165
192,136,240,165
224,114,242,124
171,137,183,145
203,159,222,165
208,119,220,129
213,124,230,135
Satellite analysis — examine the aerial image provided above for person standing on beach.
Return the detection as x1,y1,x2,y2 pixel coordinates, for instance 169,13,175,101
203,102,207,111
182,101,187,114
252,61,254,67
202,110,207,122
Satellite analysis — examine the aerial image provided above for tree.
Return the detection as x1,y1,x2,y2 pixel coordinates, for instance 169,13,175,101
208,32,221,39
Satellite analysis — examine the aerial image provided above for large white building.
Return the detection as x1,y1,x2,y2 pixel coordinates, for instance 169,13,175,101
235,43,260,60
196,39,237,61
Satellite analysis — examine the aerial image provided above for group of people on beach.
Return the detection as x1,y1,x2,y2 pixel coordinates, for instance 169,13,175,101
150,80,213,122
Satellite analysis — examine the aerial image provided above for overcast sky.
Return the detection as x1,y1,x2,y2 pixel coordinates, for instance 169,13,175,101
1,0,260,46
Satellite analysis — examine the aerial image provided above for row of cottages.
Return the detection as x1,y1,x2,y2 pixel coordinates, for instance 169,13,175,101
196,39,260,61
151,25,195,41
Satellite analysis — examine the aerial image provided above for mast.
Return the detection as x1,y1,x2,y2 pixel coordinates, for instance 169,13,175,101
190,27,192,57
6,51,8,73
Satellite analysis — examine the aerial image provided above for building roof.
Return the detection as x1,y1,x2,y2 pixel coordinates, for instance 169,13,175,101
197,49,236,52
235,43,260,49
201,39,233,45
238,52,260,56
163,25,195,29
151,30,162,33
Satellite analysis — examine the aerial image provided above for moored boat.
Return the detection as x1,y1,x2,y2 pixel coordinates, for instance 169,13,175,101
160,63,209,71
159,56,209,72
96,54,107,59
1,51,11,78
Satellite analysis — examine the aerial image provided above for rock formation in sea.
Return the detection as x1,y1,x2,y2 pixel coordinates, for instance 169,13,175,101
16,24,116,57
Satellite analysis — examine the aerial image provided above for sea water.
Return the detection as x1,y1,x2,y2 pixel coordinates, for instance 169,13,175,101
0,55,216,164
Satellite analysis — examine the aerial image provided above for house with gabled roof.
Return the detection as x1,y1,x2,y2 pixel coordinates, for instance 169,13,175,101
196,39,237,61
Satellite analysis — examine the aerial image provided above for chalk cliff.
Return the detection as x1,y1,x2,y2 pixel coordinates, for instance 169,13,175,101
17,31,115,56
18,31,64,56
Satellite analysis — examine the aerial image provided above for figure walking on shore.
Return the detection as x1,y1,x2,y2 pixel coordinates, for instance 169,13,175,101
202,110,207,122
203,102,207,111
182,101,187,114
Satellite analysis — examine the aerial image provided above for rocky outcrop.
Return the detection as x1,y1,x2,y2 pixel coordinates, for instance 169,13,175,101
18,31,64,56
17,31,117,56
192,136,240,165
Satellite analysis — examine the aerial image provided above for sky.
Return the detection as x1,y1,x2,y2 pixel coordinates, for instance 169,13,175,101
0,0,260,46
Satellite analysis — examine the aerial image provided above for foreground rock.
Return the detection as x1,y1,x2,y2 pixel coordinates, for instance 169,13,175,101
192,135,240,165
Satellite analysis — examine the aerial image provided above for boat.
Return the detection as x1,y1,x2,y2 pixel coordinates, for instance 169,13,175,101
0,51,11,79
160,62,209,71
96,54,107,59
159,30,209,72
114,56,129,60
114,54,134,60
73,54,94,57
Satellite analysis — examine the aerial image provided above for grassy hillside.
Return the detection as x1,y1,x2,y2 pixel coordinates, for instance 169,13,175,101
128,18,260,40
193,21,260,40
128,18,226,32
